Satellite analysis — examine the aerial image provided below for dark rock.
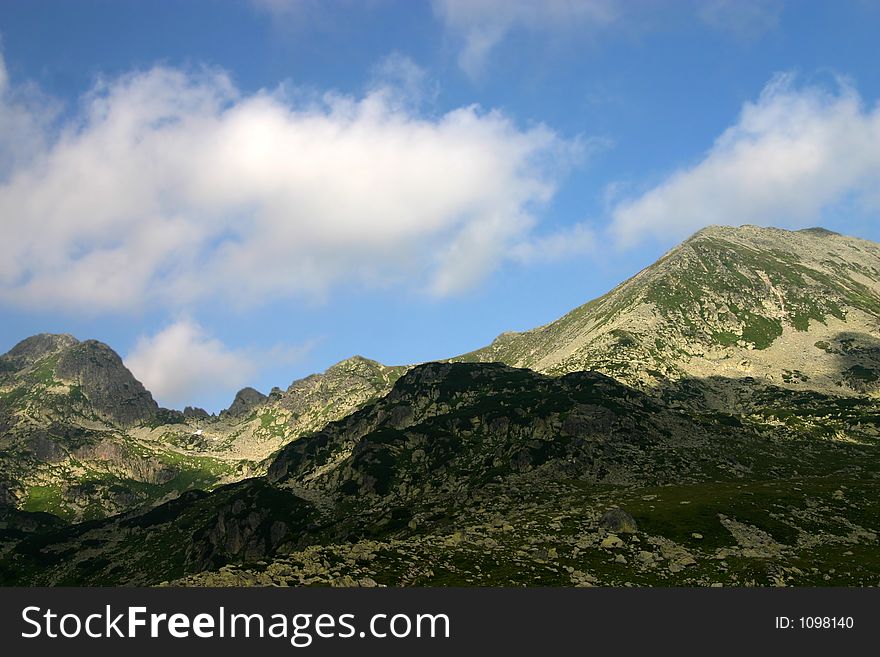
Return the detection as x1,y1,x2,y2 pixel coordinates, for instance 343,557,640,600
56,340,158,426
183,406,210,419
223,387,267,417
185,480,314,571
26,434,67,463
600,507,638,534
0,508,66,536
155,408,186,425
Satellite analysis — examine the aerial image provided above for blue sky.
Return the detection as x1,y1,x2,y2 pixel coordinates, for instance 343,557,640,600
1,0,880,411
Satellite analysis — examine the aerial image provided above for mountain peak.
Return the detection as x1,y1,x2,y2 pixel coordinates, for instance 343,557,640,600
1,333,80,368
327,354,386,372
798,226,840,237
0,333,157,426
685,224,843,244
460,224,880,396
54,339,158,425
223,387,268,417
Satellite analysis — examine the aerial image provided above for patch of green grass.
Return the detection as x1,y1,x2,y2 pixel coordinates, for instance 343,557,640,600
22,485,73,521
31,356,60,385
713,331,739,347
740,315,783,350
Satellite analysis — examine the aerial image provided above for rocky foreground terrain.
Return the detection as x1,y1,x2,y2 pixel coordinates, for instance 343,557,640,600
1,225,879,586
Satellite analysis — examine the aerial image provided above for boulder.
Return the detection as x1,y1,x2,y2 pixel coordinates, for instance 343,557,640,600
600,507,638,534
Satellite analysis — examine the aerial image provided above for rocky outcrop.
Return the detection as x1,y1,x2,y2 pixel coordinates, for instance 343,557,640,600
183,406,210,419
223,387,268,418
55,340,158,426
0,333,79,372
72,440,177,484
600,507,639,534
185,481,315,572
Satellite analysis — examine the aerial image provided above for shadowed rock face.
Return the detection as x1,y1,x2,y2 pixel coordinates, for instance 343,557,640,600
600,507,639,534
55,340,158,426
224,387,268,417
0,334,158,426
183,406,210,419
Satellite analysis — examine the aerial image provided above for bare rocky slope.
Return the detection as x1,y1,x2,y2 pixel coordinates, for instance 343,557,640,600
459,225,880,403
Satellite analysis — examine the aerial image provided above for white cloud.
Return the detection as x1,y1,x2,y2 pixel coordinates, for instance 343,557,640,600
432,0,618,78
509,222,596,264
610,74,880,247
368,52,437,111
0,53,57,179
124,319,311,409
0,55,580,313
126,320,255,408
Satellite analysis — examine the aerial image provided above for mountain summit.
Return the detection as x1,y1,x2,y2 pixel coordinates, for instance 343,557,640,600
1,334,158,426
461,225,880,397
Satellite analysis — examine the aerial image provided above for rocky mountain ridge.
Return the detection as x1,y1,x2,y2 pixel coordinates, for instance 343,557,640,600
1,224,879,586
1,333,159,426
3,359,877,586
459,225,880,402
0,336,407,521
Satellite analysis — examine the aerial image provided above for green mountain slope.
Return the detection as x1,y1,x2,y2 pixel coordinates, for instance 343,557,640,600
0,335,242,520
0,336,405,522
3,225,880,587
459,226,880,398
4,361,877,586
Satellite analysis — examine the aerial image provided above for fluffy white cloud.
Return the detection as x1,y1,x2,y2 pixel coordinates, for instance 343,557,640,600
125,320,256,408
432,0,618,78
125,319,311,408
610,74,880,247
0,55,57,180
0,54,579,312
